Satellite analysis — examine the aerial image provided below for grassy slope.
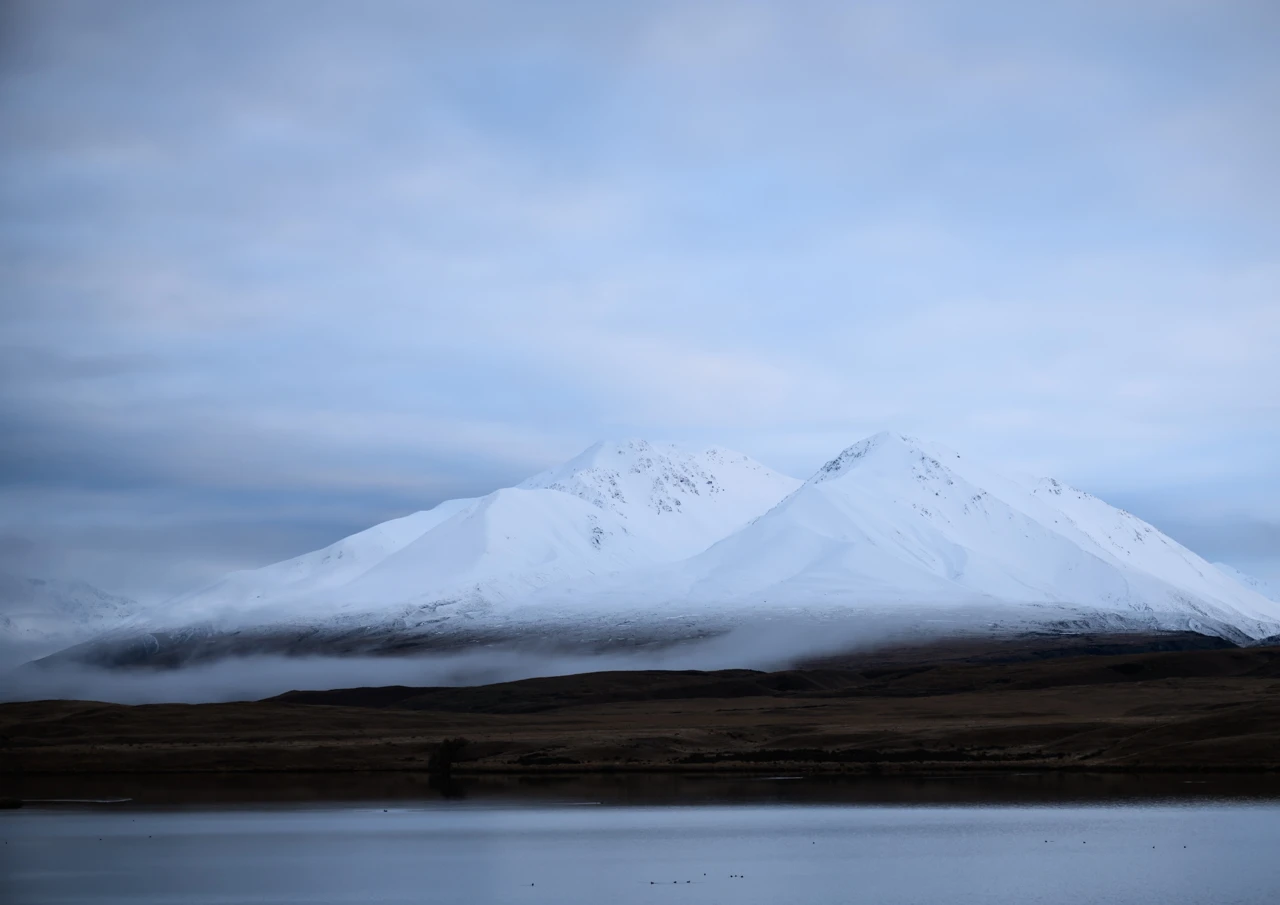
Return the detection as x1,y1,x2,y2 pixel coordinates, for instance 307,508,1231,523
3,635,1279,774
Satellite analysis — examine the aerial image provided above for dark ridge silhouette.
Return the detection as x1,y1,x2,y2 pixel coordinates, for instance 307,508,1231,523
5,637,1280,776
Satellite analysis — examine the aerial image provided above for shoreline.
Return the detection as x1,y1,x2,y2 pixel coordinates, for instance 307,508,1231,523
7,762,1280,777
7,769,1280,812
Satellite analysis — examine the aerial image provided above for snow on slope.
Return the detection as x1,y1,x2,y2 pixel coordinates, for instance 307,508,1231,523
519,439,801,560
653,432,1280,638
1213,563,1279,603
0,573,140,649
163,497,479,622
282,487,652,624
152,440,801,628
71,433,1280,650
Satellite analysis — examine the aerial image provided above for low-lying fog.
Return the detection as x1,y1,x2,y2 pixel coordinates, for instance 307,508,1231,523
0,604,1154,705
0,609,1033,704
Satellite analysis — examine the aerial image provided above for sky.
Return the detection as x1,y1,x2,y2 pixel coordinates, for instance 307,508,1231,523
1,0,1277,602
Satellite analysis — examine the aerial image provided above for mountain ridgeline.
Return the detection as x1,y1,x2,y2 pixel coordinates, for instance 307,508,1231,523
28,434,1280,671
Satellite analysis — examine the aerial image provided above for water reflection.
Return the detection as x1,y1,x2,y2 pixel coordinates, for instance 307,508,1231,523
3,797,1279,905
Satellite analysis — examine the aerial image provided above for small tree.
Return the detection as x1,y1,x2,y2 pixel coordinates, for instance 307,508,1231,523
427,737,469,775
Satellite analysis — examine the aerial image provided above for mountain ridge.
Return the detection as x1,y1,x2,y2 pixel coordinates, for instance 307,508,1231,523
26,433,1280,673
657,432,1279,638
147,439,801,630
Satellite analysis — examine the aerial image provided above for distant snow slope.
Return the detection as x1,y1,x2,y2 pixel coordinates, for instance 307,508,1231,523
153,440,801,629
1213,563,1279,603
655,433,1280,639
0,573,140,650
162,496,480,624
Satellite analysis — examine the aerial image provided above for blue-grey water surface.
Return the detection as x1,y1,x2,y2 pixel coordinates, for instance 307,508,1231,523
4,793,1279,904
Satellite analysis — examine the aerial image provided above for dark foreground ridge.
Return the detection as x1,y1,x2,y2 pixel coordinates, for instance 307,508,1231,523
3,634,1279,775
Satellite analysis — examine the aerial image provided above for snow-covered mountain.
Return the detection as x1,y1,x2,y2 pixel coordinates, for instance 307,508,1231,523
33,433,1280,670
518,440,800,560
644,433,1280,639
1213,563,1278,603
152,439,801,630
0,573,140,652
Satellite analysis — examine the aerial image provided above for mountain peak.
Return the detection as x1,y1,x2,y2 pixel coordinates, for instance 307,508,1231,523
520,438,798,522
809,431,926,483
148,439,801,629
561,438,663,469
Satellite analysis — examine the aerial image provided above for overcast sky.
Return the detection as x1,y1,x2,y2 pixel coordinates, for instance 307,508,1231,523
2,0,1278,601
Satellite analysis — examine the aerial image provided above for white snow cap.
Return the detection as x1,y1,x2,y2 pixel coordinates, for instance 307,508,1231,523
99,432,1280,641
809,430,923,483
151,439,800,628
671,430,1280,637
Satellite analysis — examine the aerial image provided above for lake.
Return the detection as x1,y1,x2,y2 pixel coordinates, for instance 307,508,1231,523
3,774,1279,904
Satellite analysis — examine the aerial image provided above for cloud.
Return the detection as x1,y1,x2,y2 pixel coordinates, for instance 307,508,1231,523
0,0,1276,598
2,605,1008,702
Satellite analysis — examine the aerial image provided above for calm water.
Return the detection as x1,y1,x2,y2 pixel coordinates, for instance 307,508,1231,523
3,776,1279,904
